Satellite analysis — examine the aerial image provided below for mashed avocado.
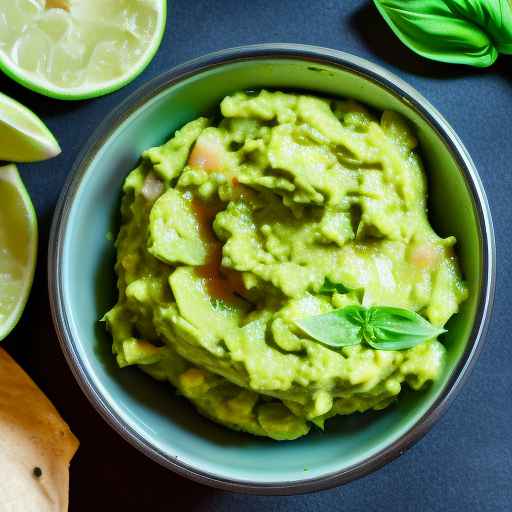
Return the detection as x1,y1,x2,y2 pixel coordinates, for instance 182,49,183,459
103,90,468,440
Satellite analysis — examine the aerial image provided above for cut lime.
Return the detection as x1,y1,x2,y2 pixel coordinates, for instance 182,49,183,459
0,0,167,100
0,91,61,162
0,164,37,341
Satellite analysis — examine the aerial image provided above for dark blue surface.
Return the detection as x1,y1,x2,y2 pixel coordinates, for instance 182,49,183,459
2,1,511,510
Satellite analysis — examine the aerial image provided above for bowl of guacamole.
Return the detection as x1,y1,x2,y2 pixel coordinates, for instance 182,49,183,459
49,45,495,493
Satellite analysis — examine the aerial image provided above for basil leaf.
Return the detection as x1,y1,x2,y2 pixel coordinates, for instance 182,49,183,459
374,0,512,68
295,305,365,347
364,306,446,350
319,278,352,295
295,305,445,351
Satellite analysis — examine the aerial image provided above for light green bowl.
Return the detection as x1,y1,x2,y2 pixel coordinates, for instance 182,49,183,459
49,45,495,494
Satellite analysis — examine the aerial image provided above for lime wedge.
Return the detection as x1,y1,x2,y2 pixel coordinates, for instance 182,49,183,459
0,164,37,341
0,0,167,100
0,91,60,162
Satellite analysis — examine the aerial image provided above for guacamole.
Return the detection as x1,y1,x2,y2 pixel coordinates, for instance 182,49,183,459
104,90,467,440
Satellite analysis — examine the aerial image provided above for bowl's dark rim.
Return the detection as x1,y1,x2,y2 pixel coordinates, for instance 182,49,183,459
48,44,495,495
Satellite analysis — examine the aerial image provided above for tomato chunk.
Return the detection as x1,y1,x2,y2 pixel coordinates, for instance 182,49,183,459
188,137,224,172
409,243,442,270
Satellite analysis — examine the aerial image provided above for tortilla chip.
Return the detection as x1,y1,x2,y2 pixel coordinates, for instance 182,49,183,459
0,348,79,511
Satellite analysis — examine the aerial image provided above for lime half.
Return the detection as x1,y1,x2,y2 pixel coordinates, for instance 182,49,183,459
0,164,37,341
0,91,61,162
0,0,167,100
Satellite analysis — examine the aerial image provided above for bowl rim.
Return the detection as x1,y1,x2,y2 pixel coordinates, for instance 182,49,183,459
48,43,496,495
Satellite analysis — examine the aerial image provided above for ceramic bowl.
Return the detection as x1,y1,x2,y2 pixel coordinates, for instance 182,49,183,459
49,44,495,494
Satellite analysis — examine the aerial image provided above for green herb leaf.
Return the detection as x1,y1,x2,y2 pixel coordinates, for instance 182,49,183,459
319,277,352,295
364,307,446,350
295,305,365,348
295,305,445,350
373,0,512,67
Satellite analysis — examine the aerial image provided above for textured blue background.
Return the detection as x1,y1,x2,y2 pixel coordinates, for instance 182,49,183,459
2,1,511,510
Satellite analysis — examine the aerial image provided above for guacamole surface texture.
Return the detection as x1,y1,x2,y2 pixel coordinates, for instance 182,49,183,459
104,91,468,440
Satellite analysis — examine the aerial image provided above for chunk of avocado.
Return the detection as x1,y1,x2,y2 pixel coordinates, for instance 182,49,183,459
170,266,249,340
257,403,310,441
120,338,163,366
148,189,207,266
143,117,209,182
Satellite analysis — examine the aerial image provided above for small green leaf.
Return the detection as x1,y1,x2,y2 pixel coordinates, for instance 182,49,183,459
319,277,352,295
364,307,446,350
295,305,445,351
373,0,512,67
295,305,365,348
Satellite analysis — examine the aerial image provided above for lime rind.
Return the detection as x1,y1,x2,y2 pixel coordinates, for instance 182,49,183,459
0,92,61,162
0,0,167,101
0,165,38,341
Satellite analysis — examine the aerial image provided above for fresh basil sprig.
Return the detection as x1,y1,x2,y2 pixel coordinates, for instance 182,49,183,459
374,0,512,68
295,305,446,351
